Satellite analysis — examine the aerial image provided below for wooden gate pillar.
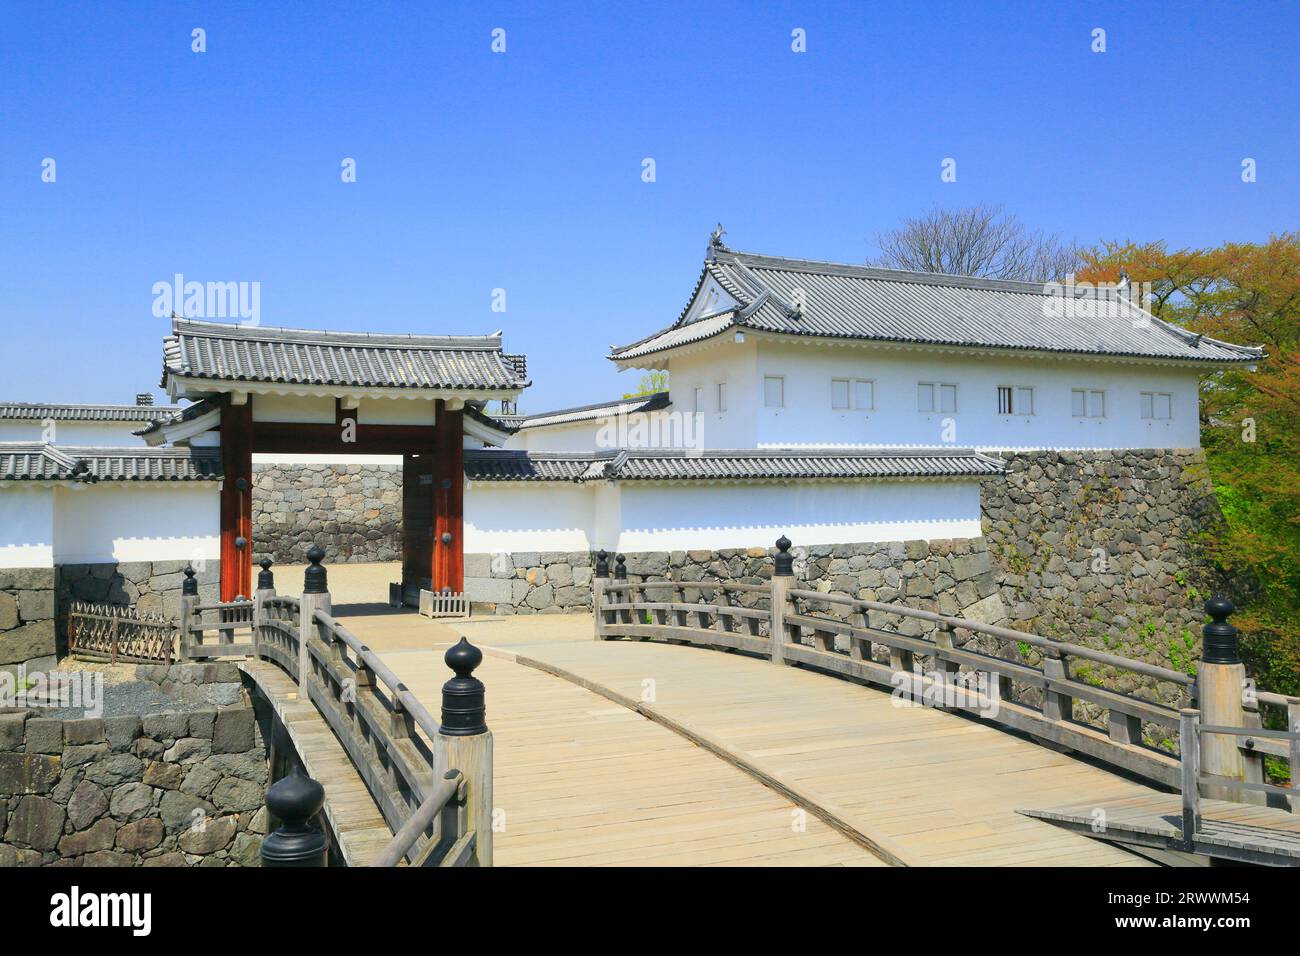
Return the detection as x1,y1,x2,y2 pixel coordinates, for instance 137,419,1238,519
432,403,464,595
219,395,254,601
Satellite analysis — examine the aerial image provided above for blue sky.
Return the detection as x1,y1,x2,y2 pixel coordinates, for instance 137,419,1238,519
2,1,1296,411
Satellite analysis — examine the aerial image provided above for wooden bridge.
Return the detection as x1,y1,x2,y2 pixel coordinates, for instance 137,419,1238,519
180,540,1300,867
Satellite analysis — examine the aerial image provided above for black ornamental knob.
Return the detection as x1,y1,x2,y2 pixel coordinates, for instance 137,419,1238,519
261,768,328,867
257,557,275,590
303,545,328,594
1202,595,1239,665
440,638,487,736
773,535,794,577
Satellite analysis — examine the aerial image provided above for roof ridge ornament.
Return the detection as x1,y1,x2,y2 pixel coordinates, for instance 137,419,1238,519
707,223,729,257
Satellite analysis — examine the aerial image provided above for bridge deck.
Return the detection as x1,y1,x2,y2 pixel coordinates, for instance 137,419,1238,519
374,648,883,865
335,608,1161,866
240,660,394,867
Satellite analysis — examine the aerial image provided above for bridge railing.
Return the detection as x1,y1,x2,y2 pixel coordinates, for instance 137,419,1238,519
592,537,1295,800
1180,708,1300,844
251,549,493,866
178,566,256,659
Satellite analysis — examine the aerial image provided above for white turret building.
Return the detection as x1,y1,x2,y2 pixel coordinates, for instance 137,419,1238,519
460,232,1260,613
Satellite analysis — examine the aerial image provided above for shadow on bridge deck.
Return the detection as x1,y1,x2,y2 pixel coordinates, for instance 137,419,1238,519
337,608,1158,867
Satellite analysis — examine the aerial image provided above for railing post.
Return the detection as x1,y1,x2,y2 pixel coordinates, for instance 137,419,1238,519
436,638,493,866
1041,648,1072,723
593,549,610,641
1179,708,1201,850
1198,596,1249,801
253,557,275,661
261,767,329,867
298,546,331,690
179,566,199,660
613,553,630,626
1289,702,1300,814
769,535,794,666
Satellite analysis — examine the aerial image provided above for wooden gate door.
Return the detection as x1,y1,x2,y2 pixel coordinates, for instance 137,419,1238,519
401,453,435,606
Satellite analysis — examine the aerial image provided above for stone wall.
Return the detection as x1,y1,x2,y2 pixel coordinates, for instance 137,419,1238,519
253,463,401,565
0,662,268,867
55,561,221,656
464,552,594,615
0,569,56,679
978,448,1219,688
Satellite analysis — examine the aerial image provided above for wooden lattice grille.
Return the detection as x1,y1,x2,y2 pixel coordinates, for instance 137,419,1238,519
68,601,177,664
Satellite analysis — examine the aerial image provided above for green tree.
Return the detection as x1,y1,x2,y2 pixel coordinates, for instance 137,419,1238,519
1078,234,1300,695
623,370,668,399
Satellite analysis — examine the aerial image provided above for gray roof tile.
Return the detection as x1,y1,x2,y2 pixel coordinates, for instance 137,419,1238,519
161,318,529,392
611,248,1264,365
0,402,183,423
0,444,222,481
464,448,1004,483
513,392,671,430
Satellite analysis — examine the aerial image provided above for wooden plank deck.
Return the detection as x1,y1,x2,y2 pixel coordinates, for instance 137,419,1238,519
240,660,394,867
439,615,1161,866
1020,794,1300,866
368,647,884,866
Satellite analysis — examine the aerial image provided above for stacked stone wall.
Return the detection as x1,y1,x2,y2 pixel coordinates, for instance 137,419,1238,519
252,463,401,565
0,662,267,867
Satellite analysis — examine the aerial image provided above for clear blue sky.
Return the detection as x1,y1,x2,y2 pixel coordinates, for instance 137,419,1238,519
2,1,1296,412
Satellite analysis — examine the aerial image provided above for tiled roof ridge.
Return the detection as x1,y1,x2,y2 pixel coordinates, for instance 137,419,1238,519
170,317,507,350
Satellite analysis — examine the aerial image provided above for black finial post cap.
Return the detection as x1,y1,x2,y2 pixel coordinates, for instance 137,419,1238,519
440,637,487,736
613,554,627,579
595,549,610,578
181,566,198,596
261,768,328,867
1202,595,1240,665
303,545,328,594
257,557,275,590
773,535,794,577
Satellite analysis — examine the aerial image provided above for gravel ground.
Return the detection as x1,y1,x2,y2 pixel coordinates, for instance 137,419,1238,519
34,657,202,719
46,679,201,719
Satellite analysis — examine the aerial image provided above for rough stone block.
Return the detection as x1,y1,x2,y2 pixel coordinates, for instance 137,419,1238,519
116,817,165,852
178,813,238,854
465,577,513,605
0,712,25,751
104,715,142,753
67,779,109,830
62,717,106,746
0,620,56,665
58,817,118,855
212,709,256,754
5,794,65,850
0,752,60,795
109,782,155,822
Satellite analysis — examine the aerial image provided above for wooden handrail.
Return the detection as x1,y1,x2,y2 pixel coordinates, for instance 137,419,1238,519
788,588,1193,687
370,772,461,867
313,609,441,740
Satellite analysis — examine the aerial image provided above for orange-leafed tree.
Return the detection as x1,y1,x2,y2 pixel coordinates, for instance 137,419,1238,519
1078,234,1300,695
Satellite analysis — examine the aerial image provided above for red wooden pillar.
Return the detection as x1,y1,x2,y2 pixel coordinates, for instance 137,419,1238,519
432,403,464,594
220,396,254,601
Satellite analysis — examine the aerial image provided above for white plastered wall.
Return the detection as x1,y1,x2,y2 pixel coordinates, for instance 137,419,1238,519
0,486,55,568
51,483,220,564
749,339,1204,450
464,477,982,553
0,420,148,445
